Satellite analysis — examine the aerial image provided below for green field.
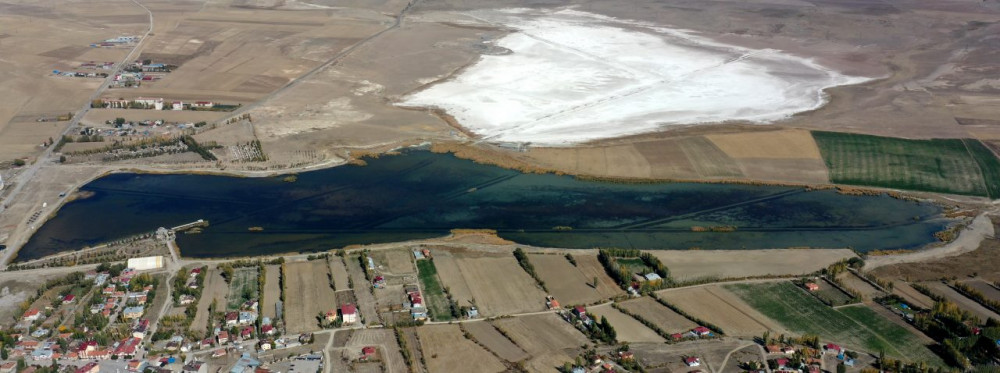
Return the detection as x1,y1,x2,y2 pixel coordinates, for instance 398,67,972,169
416,259,451,321
228,268,259,310
726,282,942,365
812,131,1000,198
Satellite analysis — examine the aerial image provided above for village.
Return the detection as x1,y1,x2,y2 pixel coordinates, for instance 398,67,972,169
0,223,995,373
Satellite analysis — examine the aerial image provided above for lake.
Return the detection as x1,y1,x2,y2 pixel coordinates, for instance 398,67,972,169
17,150,951,261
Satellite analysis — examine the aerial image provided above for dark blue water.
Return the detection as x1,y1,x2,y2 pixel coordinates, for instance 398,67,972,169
18,150,950,261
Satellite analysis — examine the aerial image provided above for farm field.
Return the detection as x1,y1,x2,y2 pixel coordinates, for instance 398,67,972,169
462,321,530,362
837,272,885,299
812,131,1000,197
963,139,1000,199
329,257,351,292
962,279,1000,302
922,281,1000,321
588,304,665,343
656,284,785,337
707,129,823,159
492,314,590,373
227,267,259,310
726,282,941,364
191,268,228,332
262,265,281,320
399,328,427,373
629,339,745,372
433,251,547,317
417,325,506,373
650,249,855,282
528,253,621,306
283,260,337,333
892,282,936,310
340,329,407,373
811,278,857,306
617,297,698,334
345,255,379,325
372,249,416,275
415,259,451,321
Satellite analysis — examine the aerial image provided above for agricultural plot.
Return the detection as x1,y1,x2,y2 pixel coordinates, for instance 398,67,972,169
629,339,744,372
262,265,282,320
892,282,935,310
528,253,622,306
587,304,665,343
283,260,337,333
341,329,407,373
810,278,857,306
191,268,229,332
399,328,427,373
372,249,417,276
922,281,1000,321
726,282,941,364
812,131,1000,197
462,321,530,362
417,325,506,373
617,297,698,334
492,314,590,373
415,259,452,321
961,280,1000,302
650,249,855,282
329,257,350,292
656,285,784,337
433,252,547,317
837,272,886,299
227,268,259,310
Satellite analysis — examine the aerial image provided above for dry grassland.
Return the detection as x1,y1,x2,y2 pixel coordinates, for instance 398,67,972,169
462,321,530,362
650,249,855,282
342,329,407,373
528,253,621,306
706,129,823,159
374,249,416,275
262,264,282,319
192,268,229,332
433,251,547,316
962,280,1000,302
656,285,787,337
417,324,505,373
588,304,665,343
399,328,426,373
283,260,337,333
329,257,351,292
617,297,697,334
491,314,589,371
630,339,745,372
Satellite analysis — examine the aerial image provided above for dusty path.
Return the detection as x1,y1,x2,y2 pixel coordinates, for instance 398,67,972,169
865,213,995,269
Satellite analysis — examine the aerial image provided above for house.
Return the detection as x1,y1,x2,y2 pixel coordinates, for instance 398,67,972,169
180,295,196,305
190,268,202,277
671,333,684,340
466,306,479,319
805,283,820,291
123,306,144,319
824,343,842,355
361,346,376,361
212,349,227,358
241,326,253,340
225,311,239,326
685,357,701,367
230,353,261,373
573,306,586,316
192,101,214,109
0,362,16,373
258,340,272,351
782,346,796,354
22,308,42,321
411,306,427,321
766,345,781,354
409,294,423,308
341,304,358,324
261,325,275,335
325,310,338,323
200,338,214,349
31,348,54,360
776,358,790,368
217,331,230,344
133,319,150,338
171,101,184,111
692,326,712,336
238,311,257,325
412,250,424,260
63,294,76,304
183,361,207,373
114,337,142,358
126,360,145,373
619,351,634,360
644,273,662,281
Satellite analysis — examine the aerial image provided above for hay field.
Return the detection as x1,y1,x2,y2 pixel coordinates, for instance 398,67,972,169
462,321,530,362
837,272,885,299
191,268,229,332
492,314,590,372
812,131,1000,197
341,329,407,373
262,265,281,319
650,249,855,282
433,252,547,317
417,325,505,373
726,282,942,363
962,280,1000,302
528,253,621,306
892,282,935,310
707,129,822,159
587,304,665,343
283,260,337,333
372,249,415,275
617,297,697,334
329,257,350,292
656,285,785,337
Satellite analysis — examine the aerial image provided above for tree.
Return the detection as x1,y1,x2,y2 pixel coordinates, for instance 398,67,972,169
16,358,25,372
59,155,66,163
115,117,126,126
1,347,7,360
837,362,846,373
12,159,25,167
